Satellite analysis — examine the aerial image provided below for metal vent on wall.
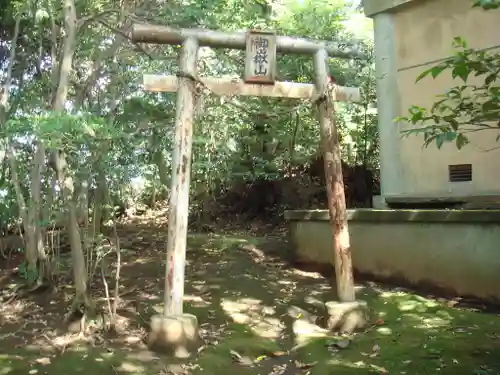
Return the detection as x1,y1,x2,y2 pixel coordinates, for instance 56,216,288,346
448,164,472,182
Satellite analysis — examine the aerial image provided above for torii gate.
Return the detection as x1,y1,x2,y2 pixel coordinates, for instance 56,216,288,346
130,23,365,356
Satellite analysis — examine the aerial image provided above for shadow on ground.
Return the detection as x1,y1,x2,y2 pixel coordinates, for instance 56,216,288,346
1,223,500,375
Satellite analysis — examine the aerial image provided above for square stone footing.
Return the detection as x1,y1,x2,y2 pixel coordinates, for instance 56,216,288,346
147,314,201,357
325,300,369,334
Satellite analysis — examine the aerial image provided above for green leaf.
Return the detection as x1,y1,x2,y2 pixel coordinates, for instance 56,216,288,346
452,36,468,49
452,62,471,82
423,135,435,148
415,68,431,82
482,100,500,113
431,98,447,113
448,118,459,131
456,134,470,149
432,115,441,124
445,132,457,141
436,133,445,149
485,73,497,86
473,0,500,9
416,63,447,82
406,105,427,124
431,64,448,79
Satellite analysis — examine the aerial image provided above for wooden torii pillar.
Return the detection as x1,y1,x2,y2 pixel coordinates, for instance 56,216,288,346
131,24,365,355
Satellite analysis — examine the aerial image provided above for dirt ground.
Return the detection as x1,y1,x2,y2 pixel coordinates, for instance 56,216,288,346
1,219,500,375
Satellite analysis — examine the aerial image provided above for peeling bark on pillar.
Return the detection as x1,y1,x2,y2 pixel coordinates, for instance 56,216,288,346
164,37,199,316
314,48,355,303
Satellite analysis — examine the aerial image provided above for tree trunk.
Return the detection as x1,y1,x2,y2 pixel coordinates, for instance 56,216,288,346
93,165,108,235
151,128,170,187
0,16,41,277
151,177,157,207
0,16,20,124
75,17,127,235
44,172,57,226
50,0,89,307
6,146,37,270
28,141,49,282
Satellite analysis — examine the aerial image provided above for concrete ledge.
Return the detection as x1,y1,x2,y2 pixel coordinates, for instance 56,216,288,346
285,209,500,302
362,0,418,17
284,209,500,223
384,194,500,204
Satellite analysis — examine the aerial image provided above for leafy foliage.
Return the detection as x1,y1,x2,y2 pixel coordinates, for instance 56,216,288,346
472,0,500,9
399,2,500,150
0,0,377,237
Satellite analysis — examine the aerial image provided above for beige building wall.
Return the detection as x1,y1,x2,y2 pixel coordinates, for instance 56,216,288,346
394,0,500,196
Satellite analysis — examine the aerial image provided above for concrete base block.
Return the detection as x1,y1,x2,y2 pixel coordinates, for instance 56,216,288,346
372,195,389,209
147,313,200,357
325,300,369,334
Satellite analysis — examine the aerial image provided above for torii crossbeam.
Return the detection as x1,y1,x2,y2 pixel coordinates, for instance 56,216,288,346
143,74,361,101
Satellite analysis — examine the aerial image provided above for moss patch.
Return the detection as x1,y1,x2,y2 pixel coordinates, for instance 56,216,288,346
292,289,500,374
1,230,499,375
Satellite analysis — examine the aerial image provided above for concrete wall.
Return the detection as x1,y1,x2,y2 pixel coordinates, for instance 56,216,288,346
364,0,500,198
395,0,500,196
285,209,500,302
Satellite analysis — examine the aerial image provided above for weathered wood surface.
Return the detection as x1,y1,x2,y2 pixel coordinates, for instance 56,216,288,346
131,23,366,59
163,37,199,316
143,75,361,102
244,30,277,84
313,48,356,302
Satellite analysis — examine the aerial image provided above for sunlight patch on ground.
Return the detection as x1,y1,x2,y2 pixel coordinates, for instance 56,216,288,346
292,319,330,346
136,291,160,301
397,298,438,312
0,300,30,324
417,316,452,328
116,360,146,373
290,268,324,279
379,290,440,309
376,326,393,335
126,257,153,265
184,294,211,307
378,290,407,299
118,335,143,345
220,298,284,339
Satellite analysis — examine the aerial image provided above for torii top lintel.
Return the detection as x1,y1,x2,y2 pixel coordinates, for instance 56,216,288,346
130,23,366,60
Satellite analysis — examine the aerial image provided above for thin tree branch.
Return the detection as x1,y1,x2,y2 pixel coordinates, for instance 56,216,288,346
0,15,21,123
77,9,120,29
97,19,154,60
